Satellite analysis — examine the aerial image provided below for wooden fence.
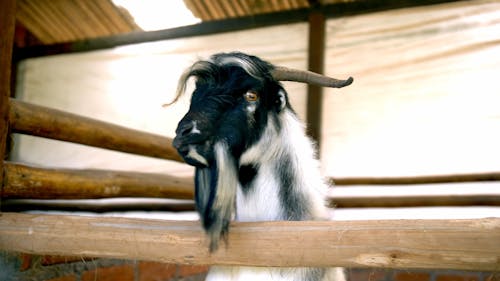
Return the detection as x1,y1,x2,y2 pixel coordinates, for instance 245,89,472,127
1,213,499,271
1,0,499,273
1,76,500,272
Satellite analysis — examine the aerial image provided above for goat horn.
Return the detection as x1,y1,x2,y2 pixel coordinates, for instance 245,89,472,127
271,66,353,88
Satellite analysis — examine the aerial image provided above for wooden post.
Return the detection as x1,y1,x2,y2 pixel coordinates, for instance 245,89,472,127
0,0,16,202
0,213,498,271
306,8,326,149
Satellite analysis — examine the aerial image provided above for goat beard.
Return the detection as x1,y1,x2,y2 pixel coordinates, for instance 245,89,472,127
194,141,237,252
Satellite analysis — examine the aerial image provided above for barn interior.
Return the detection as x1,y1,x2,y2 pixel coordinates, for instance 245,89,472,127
1,0,499,280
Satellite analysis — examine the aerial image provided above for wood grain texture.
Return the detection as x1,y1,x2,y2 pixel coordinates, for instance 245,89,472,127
329,192,500,208
306,10,326,146
0,0,16,194
3,161,499,208
2,161,193,200
9,99,183,162
0,213,498,271
332,172,500,185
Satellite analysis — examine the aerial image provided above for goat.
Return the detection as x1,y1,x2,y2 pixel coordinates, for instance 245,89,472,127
172,52,352,281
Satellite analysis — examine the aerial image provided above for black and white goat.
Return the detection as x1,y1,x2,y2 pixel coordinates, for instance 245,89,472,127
172,52,352,281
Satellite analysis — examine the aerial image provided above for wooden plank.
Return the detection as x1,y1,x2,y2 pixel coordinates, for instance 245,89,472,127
2,161,193,200
0,0,16,197
0,213,498,271
8,99,183,162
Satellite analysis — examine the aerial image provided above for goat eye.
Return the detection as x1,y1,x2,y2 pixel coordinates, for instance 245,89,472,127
244,91,259,102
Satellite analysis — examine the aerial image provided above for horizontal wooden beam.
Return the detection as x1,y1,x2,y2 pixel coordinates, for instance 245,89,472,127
330,192,500,208
8,99,183,162
332,173,500,185
3,162,500,208
2,161,193,199
0,213,498,271
1,198,195,213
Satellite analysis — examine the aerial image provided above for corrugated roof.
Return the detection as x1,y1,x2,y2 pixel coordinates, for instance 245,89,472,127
15,0,354,46
183,0,311,21
16,0,140,45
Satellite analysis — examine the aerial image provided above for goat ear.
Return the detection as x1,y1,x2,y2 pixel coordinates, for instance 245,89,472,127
275,90,287,112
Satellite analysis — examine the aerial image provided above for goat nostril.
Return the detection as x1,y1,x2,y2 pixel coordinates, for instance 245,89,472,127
178,122,194,136
181,127,192,136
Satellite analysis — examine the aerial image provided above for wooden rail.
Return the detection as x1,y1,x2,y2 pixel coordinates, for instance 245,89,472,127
0,213,498,271
3,162,500,208
8,99,183,162
332,173,500,185
330,193,500,208
1,198,196,213
2,162,193,200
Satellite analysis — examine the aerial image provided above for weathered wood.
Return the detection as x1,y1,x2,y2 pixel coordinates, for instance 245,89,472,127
1,198,195,213
0,213,498,271
2,161,193,200
3,161,500,208
329,191,500,208
0,0,16,197
8,99,183,162
306,9,326,146
332,173,500,185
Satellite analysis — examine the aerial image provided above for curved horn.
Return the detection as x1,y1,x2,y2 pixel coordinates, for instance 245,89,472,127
271,66,353,88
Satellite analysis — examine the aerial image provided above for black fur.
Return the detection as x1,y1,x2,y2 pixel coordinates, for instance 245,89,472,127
194,166,218,231
238,164,259,193
277,156,311,220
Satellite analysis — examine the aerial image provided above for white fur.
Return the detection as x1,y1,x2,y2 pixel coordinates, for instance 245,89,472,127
214,56,262,81
192,121,201,134
213,141,237,220
205,109,341,281
239,109,329,221
206,266,345,281
236,161,282,221
187,145,208,166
